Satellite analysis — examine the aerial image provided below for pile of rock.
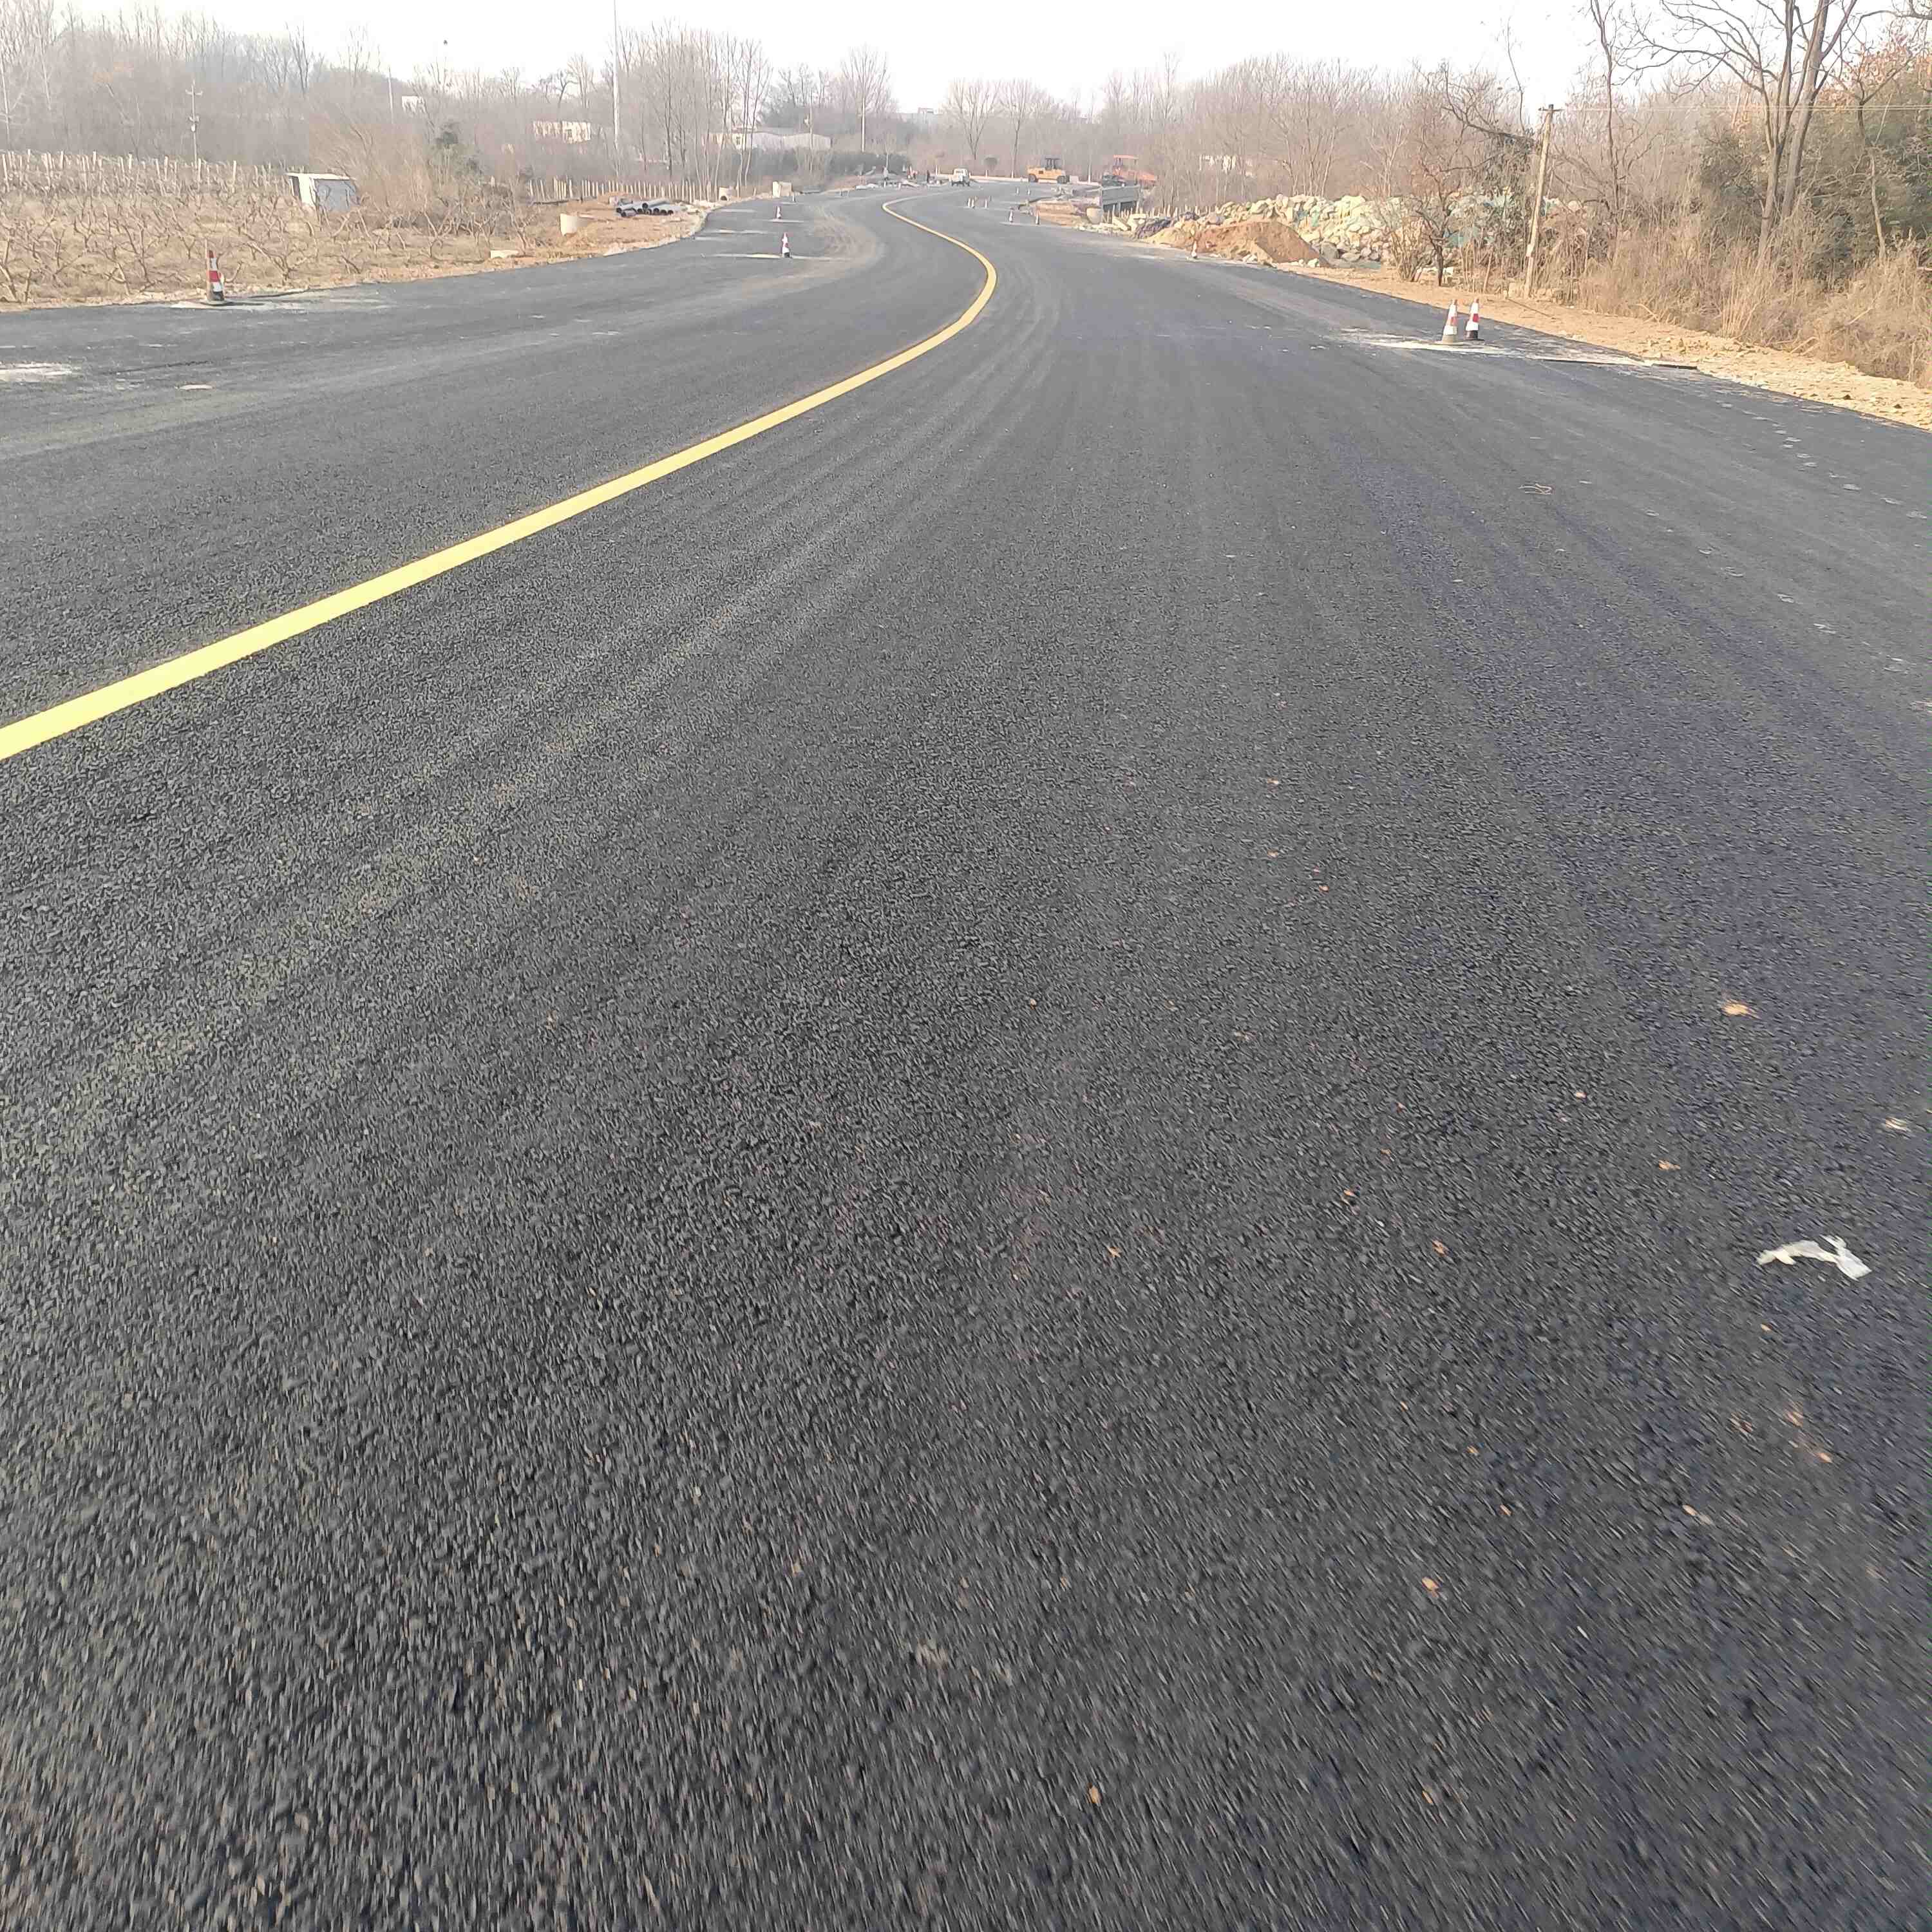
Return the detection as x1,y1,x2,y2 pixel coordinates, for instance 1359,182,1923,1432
1114,190,1592,273
1256,195,1403,261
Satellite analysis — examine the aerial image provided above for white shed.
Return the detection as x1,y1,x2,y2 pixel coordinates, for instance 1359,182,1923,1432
288,171,358,213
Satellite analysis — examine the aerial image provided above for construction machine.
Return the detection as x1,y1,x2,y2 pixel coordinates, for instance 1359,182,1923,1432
1025,156,1070,184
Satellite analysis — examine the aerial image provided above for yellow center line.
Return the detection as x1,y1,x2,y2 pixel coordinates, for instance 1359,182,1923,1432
1,199,996,765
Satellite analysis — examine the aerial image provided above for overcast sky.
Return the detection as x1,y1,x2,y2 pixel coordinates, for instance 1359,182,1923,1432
216,0,1593,114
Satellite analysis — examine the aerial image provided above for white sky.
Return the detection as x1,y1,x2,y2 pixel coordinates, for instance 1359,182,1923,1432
221,0,1593,117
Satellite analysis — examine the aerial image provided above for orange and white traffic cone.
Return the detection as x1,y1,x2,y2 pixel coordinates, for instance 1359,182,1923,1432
780,232,791,260
1007,206,1013,222
1189,238,1198,260
1466,301,1481,341
774,200,781,220
205,246,225,305
1440,299,1461,342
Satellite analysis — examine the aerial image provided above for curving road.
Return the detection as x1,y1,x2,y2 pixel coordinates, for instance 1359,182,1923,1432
1,186,1924,1928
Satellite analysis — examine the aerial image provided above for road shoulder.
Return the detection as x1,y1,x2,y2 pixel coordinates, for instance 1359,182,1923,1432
1255,258,1929,431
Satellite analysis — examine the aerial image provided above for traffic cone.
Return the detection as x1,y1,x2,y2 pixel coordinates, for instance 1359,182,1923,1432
1441,299,1461,342
1189,238,1198,260
1007,206,1013,222
781,232,791,260
205,246,225,305
1466,301,1481,341
774,200,781,219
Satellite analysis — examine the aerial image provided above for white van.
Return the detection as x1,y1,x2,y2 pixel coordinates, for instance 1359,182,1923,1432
950,168,970,185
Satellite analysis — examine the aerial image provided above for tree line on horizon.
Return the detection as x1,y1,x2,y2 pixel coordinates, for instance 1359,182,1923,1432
2,0,1926,372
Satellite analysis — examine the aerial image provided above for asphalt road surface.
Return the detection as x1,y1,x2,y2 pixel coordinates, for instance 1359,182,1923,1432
1,187,1924,1929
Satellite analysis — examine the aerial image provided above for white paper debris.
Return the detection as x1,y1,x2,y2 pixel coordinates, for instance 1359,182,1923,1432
1755,1236,1870,1281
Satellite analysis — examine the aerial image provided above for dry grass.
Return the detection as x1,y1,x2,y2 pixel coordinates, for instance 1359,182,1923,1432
0,153,696,307
1269,252,1931,428
1570,223,1931,389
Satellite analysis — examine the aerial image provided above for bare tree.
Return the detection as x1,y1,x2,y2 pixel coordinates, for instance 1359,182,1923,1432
1095,66,1128,167
1839,23,1924,248
838,43,891,154
942,75,996,169
11,0,58,130
332,25,377,110
1230,56,1377,194
1584,0,1640,229
1130,55,1190,207
1561,0,1682,235
768,62,815,128
1401,77,1473,281
1643,0,1885,256
565,50,599,124
283,24,313,97
999,75,1051,175
724,33,769,180
0,0,27,140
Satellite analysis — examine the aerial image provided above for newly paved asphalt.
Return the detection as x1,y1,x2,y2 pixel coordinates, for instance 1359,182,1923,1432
1,186,1924,1928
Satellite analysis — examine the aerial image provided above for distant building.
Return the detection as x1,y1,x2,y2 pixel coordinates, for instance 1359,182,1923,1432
731,126,829,154
532,120,593,145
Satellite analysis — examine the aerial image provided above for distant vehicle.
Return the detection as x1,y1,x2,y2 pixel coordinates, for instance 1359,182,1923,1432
1027,156,1070,184
614,197,677,216
1104,153,1157,188
950,167,970,185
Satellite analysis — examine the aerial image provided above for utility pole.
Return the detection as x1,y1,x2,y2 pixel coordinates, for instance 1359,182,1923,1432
611,0,621,159
1523,103,1556,300
186,77,201,166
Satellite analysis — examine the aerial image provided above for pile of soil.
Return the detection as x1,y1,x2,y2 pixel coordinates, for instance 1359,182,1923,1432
1156,216,1316,265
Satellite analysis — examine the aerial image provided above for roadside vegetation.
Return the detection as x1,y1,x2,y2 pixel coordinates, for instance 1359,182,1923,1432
0,146,689,304
0,14,896,305
0,0,1924,386
1036,25,1931,389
